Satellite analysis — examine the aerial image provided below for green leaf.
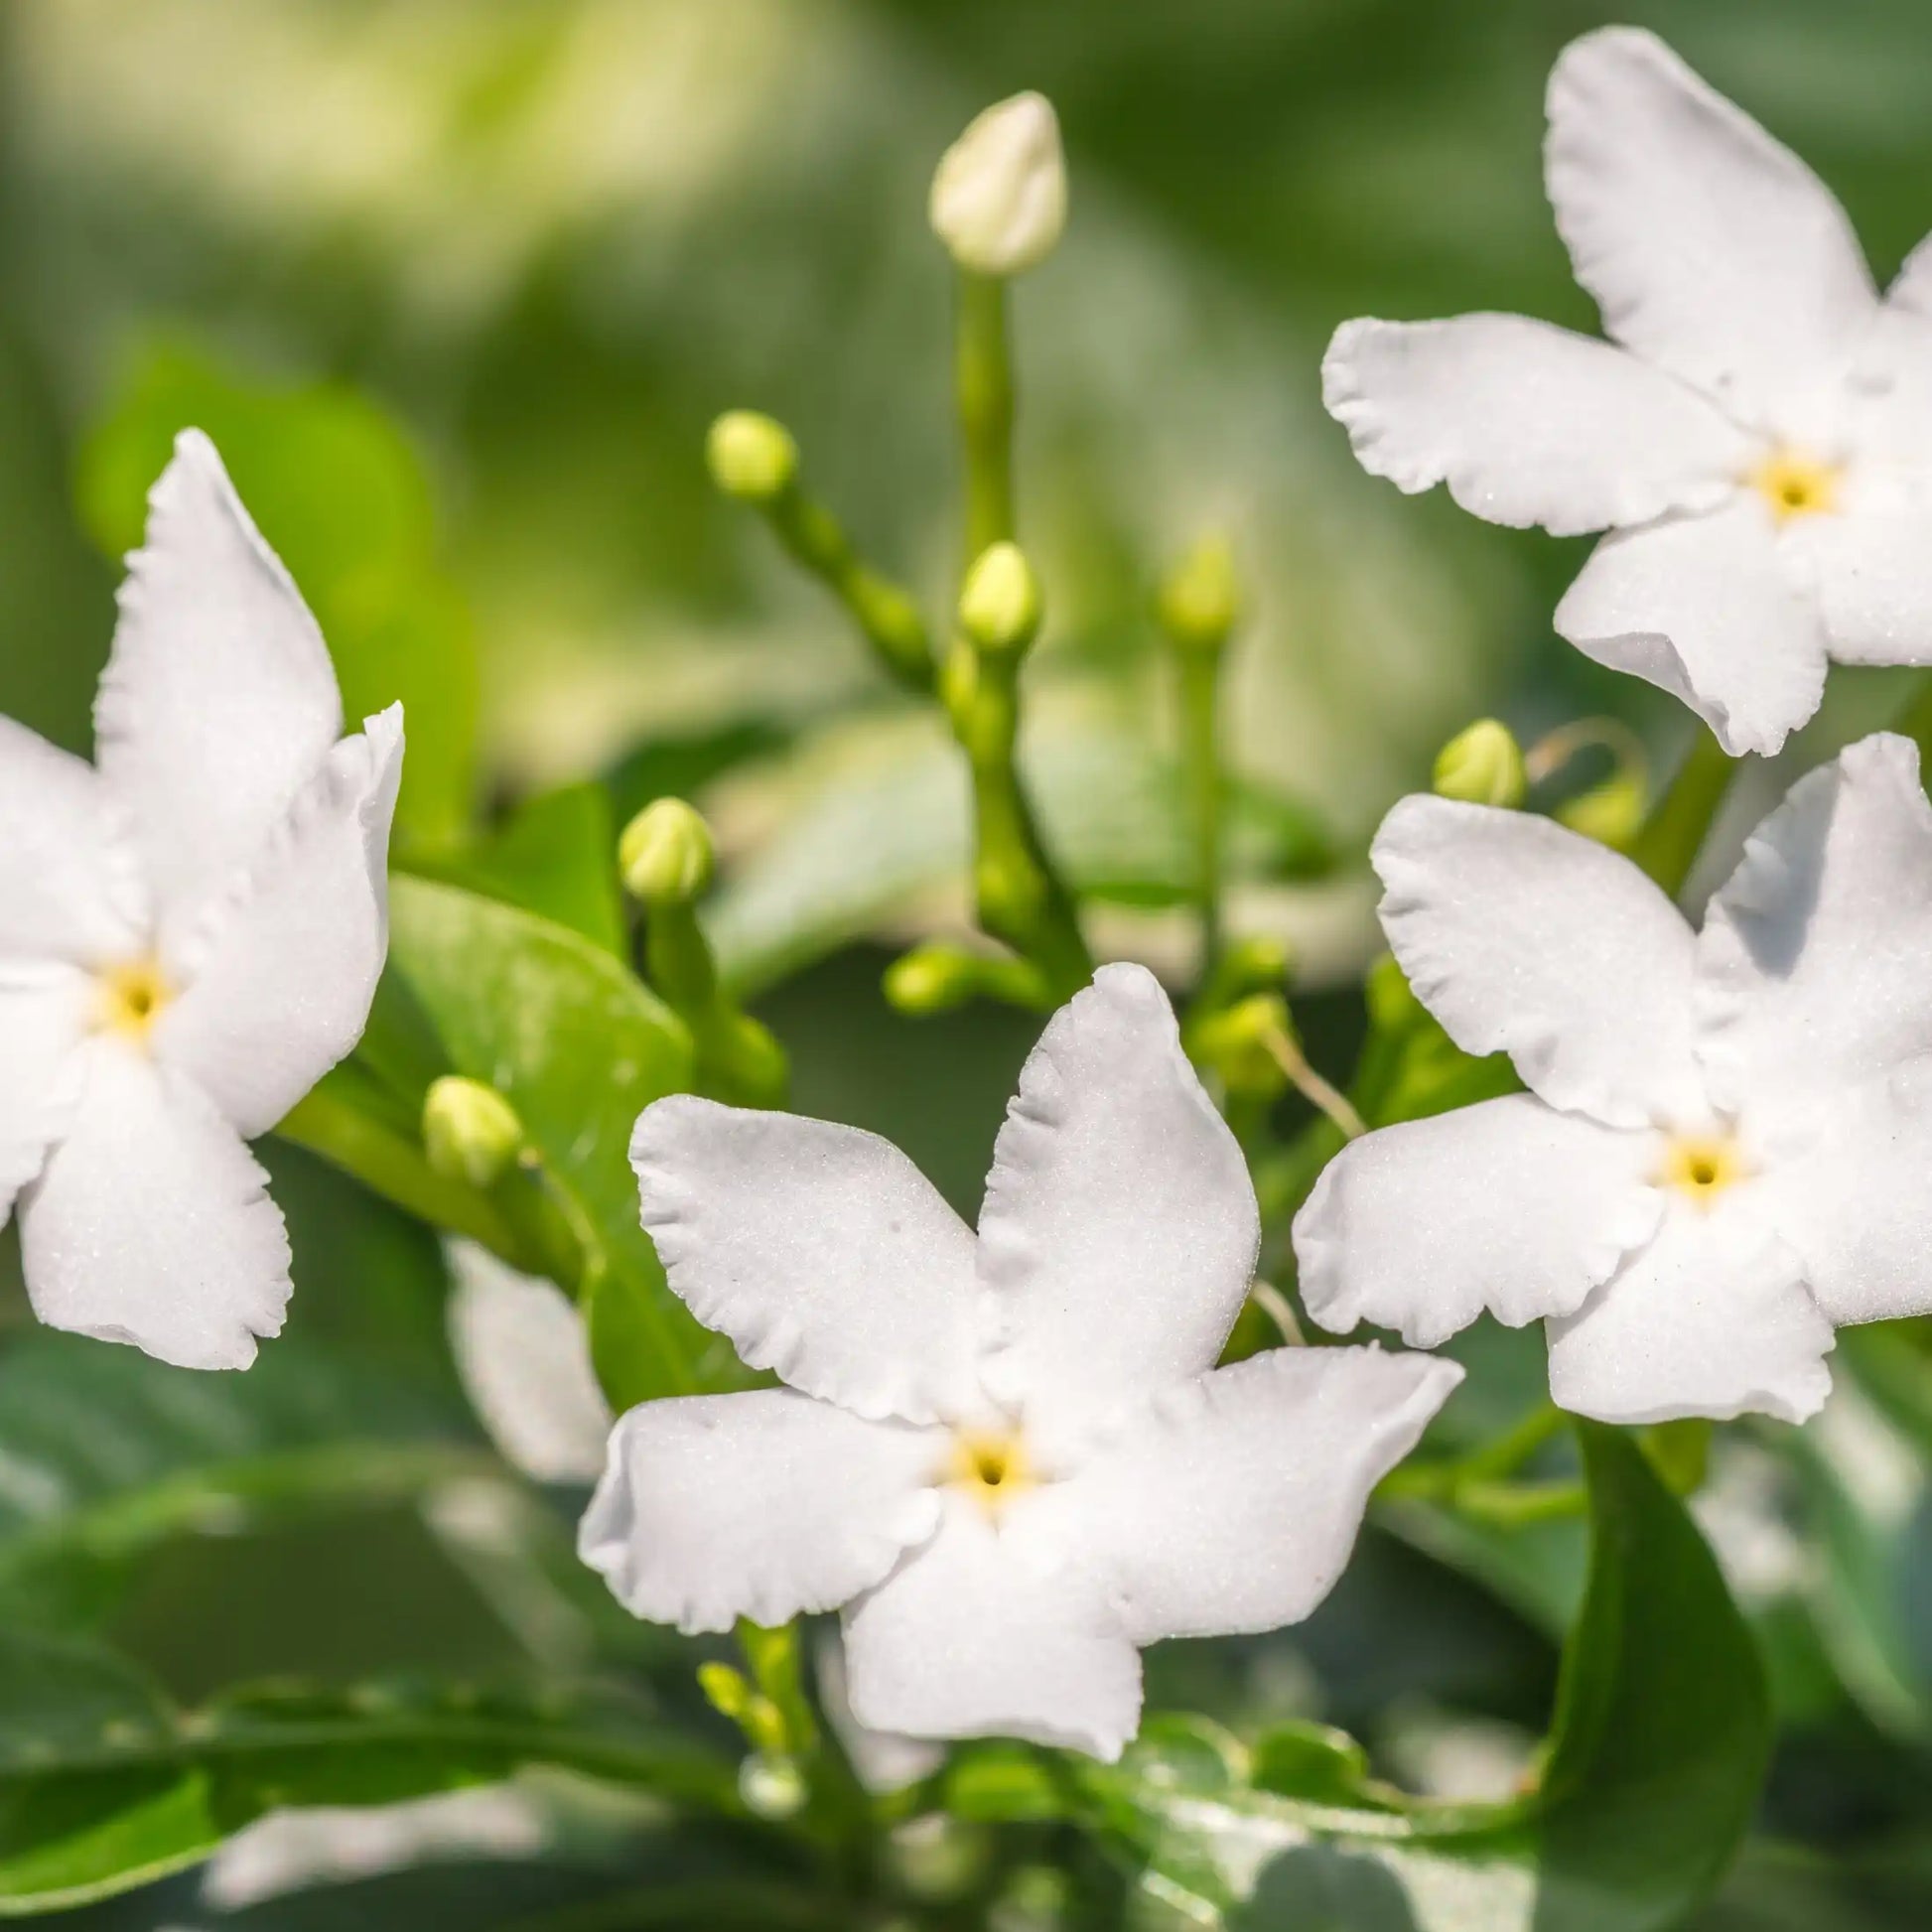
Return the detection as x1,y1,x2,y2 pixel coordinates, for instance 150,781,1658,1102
0,1332,471,1632
1065,1421,1766,1930
0,1632,735,1917
75,337,481,854
705,714,1335,997
414,783,628,957
1533,1424,1771,1932
385,877,727,1404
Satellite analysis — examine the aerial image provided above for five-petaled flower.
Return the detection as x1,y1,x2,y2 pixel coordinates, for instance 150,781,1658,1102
0,431,401,1370
1295,733,1932,1426
1324,27,1932,757
581,964,1460,1759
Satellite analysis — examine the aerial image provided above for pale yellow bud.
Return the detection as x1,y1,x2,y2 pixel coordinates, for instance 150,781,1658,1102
928,92,1067,277
1432,720,1527,810
422,1077,523,1190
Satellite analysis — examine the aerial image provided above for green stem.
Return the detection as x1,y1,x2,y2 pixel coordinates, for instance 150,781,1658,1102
761,486,932,692
1177,646,1225,973
641,900,788,1108
1629,727,1734,897
945,639,1091,1000
955,271,1015,557
275,1085,531,1266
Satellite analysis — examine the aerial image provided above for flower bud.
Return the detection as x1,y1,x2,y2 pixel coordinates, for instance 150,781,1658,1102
928,91,1067,277
739,1753,808,1820
1432,719,1526,810
885,942,978,1016
422,1076,523,1190
1558,768,1647,851
958,542,1042,654
705,410,798,503
697,1662,752,1722
1156,535,1239,653
621,798,715,906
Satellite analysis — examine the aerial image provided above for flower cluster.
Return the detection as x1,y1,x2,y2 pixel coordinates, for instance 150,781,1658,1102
18,26,1932,1777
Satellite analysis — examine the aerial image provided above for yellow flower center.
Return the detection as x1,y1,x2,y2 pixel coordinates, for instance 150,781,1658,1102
944,1426,1034,1514
1656,1132,1747,1207
1748,448,1841,523
94,957,172,1044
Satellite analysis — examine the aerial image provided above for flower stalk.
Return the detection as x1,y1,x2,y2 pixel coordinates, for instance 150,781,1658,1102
954,272,1016,559
1157,535,1239,973
706,411,932,693
621,799,788,1109
942,545,1091,1001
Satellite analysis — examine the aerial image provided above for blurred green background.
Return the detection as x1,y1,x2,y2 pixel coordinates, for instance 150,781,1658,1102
7,1,1932,1924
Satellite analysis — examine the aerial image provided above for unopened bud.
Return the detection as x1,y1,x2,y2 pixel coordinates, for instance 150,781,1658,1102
739,1753,808,1820
706,410,798,503
1432,719,1526,810
621,798,715,905
1558,768,1647,851
958,542,1041,654
1157,535,1239,653
885,943,978,1016
1187,992,1292,1099
697,1662,752,1722
928,91,1066,277
422,1077,523,1189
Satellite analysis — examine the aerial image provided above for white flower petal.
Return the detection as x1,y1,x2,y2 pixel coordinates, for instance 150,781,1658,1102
630,1098,981,1425
975,964,1259,1436
1047,1346,1462,1645
154,707,402,1138
1696,733,1932,1117
1783,510,1932,665
1556,502,1828,757
842,1503,1143,1760
1545,27,1875,421
1322,315,1748,536
1371,795,1702,1127
0,718,143,965
1295,1096,1661,1347
1766,1069,1932,1328
95,431,345,944
578,1390,943,1635
0,970,93,1219
19,1043,291,1370
1843,301,1932,467
1547,1213,1833,1425
446,1240,613,1484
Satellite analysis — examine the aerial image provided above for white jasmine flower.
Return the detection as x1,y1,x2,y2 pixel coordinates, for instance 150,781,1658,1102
581,964,1460,1760
1295,732,1932,1427
445,1240,613,1484
0,431,401,1370
1323,28,1932,756
929,91,1067,277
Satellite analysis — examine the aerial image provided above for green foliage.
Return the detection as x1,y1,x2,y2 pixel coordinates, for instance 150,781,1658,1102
383,878,725,1405
945,1427,1766,1931
0,1632,734,1917
0,1332,472,1634
75,341,481,856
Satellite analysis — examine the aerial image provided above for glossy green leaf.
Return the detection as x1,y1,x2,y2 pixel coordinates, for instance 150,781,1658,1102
706,715,1334,997
414,784,628,957
0,1332,471,1632
0,1632,734,1917
1059,1422,1766,1930
75,339,481,854
386,877,727,1404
